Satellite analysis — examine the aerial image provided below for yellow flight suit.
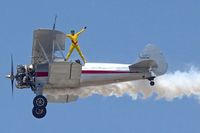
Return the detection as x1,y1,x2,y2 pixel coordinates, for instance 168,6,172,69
65,28,86,63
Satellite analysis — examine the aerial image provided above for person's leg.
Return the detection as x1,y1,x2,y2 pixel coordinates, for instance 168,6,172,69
66,44,75,61
75,45,86,63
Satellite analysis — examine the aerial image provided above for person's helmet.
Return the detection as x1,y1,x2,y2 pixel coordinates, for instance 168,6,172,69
71,30,75,35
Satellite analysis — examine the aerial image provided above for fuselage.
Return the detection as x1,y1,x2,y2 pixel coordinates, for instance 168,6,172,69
15,62,149,90
80,63,145,87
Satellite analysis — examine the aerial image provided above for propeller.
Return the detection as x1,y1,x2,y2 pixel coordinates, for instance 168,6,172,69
6,55,15,96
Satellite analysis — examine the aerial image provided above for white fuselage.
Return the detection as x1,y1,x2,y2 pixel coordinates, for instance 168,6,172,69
80,63,145,87
34,62,149,90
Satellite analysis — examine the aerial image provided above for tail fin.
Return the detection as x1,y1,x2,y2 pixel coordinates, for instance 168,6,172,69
138,44,168,76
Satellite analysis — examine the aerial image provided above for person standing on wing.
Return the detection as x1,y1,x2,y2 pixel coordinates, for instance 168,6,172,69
65,26,87,63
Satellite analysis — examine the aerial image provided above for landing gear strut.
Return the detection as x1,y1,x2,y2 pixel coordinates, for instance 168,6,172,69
32,95,48,119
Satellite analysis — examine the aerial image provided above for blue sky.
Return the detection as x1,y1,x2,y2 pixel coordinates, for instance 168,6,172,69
1,0,200,133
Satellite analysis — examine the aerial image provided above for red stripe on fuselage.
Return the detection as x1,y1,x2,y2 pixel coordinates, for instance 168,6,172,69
36,72,48,77
35,70,134,77
81,70,131,74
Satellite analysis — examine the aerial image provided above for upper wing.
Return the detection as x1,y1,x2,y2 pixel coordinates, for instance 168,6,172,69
31,29,66,64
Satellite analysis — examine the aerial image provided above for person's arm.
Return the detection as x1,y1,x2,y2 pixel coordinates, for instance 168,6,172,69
66,34,73,40
76,27,87,36
66,34,71,38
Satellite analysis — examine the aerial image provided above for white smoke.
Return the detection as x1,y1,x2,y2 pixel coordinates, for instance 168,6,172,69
44,66,200,101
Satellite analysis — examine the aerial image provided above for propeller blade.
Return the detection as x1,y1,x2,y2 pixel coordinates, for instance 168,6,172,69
10,55,14,96
11,55,13,77
11,78,14,96
6,55,15,96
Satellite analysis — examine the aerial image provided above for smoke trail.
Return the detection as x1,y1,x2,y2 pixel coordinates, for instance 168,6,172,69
44,66,200,101
154,66,200,100
78,66,200,100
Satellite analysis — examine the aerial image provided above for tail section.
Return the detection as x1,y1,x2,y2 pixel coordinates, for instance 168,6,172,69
138,44,168,76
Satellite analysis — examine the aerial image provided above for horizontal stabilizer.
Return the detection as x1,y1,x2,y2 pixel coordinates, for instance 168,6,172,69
129,59,158,73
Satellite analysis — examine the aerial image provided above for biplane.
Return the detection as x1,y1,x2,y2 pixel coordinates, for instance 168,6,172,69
6,28,167,119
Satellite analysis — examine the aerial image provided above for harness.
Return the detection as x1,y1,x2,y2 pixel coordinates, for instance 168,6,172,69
72,40,78,45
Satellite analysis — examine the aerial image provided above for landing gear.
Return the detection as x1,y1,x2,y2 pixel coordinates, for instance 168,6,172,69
32,95,48,119
32,106,47,119
33,95,47,107
148,77,155,86
150,81,155,86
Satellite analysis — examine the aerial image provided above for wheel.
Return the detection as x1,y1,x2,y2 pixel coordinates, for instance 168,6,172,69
33,95,48,107
150,81,155,86
32,106,47,119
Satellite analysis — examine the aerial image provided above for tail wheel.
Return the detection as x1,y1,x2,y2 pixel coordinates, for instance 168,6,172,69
32,107,47,119
150,81,155,86
33,95,48,107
